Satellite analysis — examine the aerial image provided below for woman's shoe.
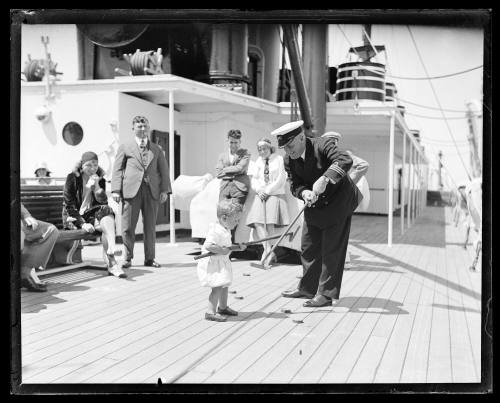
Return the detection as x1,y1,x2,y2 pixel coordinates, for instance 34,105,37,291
303,295,332,307
217,306,238,316
205,312,227,322
108,264,127,278
21,276,47,292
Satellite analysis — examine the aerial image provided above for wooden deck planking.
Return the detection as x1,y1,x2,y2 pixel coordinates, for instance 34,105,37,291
232,262,383,384
447,237,481,381
196,255,379,384
398,243,440,383
372,242,432,383
319,248,409,383
79,266,298,383
345,241,419,383
27,265,293,383
348,240,434,382
20,206,483,384
175,221,391,384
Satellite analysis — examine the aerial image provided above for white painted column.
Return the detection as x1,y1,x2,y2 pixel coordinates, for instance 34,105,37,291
412,146,417,221
418,153,422,216
415,151,419,218
387,112,395,246
401,132,406,235
169,90,176,245
407,141,413,228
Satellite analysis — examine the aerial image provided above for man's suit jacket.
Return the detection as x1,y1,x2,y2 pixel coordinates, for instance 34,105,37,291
215,148,251,194
111,139,172,200
284,136,362,229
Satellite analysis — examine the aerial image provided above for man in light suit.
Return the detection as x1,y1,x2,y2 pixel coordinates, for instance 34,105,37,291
216,129,251,207
111,116,172,268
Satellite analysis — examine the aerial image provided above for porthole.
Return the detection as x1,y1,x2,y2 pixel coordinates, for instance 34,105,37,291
62,122,84,146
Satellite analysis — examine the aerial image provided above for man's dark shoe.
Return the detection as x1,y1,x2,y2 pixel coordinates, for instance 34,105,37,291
121,260,132,269
144,260,161,268
281,289,314,299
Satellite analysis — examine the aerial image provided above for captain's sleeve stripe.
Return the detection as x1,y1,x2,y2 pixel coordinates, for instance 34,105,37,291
328,164,346,177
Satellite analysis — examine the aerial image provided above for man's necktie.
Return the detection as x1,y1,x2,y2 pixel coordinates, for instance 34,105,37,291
139,138,148,166
264,158,270,184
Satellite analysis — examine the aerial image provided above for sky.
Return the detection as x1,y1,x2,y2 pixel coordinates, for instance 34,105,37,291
327,24,485,188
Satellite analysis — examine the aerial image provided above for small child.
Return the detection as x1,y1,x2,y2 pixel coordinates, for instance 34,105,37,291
197,199,246,322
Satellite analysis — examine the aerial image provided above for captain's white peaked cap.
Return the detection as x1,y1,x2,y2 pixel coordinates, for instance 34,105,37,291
270,120,304,148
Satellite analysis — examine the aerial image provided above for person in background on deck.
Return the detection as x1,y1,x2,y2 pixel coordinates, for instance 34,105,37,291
111,116,172,270
216,129,251,208
277,121,362,308
34,161,54,185
246,137,290,266
197,200,246,322
20,203,59,292
63,151,126,278
322,132,369,268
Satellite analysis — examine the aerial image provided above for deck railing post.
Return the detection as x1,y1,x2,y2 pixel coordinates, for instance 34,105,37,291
169,90,176,245
407,141,413,229
411,146,416,222
387,112,395,246
401,130,406,235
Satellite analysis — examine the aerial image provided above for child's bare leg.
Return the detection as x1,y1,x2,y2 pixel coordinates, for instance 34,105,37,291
218,287,229,310
208,287,222,314
218,287,237,315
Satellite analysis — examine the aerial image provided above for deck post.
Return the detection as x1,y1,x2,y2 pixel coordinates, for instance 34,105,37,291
169,90,176,245
407,140,413,228
401,130,406,235
418,153,422,216
413,146,417,221
387,112,395,246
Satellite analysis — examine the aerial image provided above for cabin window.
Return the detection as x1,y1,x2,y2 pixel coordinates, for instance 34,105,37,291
247,45,264,98
62,122,84,146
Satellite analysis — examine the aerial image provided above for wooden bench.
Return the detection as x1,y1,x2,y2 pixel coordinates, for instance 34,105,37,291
21,182,105,276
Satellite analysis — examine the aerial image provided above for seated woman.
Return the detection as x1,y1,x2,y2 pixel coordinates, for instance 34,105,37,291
246,138,290,265
62,151,126,278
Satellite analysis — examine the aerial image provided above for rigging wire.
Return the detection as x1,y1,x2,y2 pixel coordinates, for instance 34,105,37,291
337,25,361,60
361,25,384,66
395,97,476,113
342,62,482,80
388,65,482,80
403,111,470,120
420,138,469,146
407,25,472,181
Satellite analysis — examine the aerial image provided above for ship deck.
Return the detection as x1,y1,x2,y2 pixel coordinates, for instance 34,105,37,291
20,206,482,384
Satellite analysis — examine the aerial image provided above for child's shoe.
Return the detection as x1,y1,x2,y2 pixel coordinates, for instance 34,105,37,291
217,306,238,316
205,312,227,322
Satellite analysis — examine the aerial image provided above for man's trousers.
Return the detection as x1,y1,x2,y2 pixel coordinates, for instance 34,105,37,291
298,214,352,300
122,181,159,262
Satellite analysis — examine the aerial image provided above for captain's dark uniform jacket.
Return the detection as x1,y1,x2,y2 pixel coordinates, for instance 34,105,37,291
284,136,362,228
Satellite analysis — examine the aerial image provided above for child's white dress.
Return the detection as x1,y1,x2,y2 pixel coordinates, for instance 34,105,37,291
197,222,233,288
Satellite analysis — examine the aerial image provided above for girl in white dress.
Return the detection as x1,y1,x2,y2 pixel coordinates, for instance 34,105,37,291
197,199,246,322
